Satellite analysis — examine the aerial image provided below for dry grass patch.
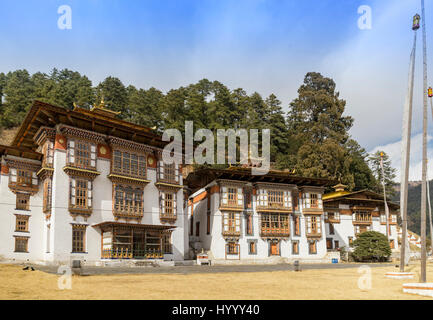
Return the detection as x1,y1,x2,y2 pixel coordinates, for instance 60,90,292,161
0,263,432,300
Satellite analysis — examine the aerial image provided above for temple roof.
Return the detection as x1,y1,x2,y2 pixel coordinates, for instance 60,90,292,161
0,144,43,161
11,100,166,151
323,189,399,209
185,167,335,193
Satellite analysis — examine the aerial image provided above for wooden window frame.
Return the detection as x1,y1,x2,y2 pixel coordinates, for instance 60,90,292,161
14,236,29,253
72,224,86,253
158,161,179,184
308,240,317,255
292,240,299,255
226,242,239,255
112,150,147,178
114,185,144,217
306,215,322,236
222,212,241,236
68,139,97,170
160,191,177,220
220,186,243,208
43,178,52,213
248,240,257,255
15,215,29,232
70,178,92,210
16,192,30,211
329,223,335,235
294,215,301,236
246,214,253,236
260,213,290,236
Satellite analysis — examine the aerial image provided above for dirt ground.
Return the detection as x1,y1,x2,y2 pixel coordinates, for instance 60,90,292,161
0,263,432,300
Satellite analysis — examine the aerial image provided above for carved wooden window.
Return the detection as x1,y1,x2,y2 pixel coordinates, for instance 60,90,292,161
306,215,322,235
261,213,289,235
16,193,30,210
308,240,317,254
114,185,143,216
223,212,241,235
112,150,146,178
294,215,301,236
354,211,372,223
257,189,291,209
248,240,257,254
72,224,86,253
68,139,96,169
70,178,92,209
15,215,29,232
221,187,243,207
302,193,323,209
158,161,179,184
10,168,37,187
14,237,28,252
246,214,253,235
160,191,177,220
292,241,299,255
43,178,52,213
43,141,54,167
226,242,239,254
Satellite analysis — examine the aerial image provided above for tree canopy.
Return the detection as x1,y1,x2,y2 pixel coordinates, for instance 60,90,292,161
0,68,389,193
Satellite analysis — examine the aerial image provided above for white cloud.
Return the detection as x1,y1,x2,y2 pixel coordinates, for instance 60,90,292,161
370,133,433,182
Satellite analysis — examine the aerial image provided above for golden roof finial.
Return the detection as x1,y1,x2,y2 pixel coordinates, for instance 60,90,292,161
100,95,105,108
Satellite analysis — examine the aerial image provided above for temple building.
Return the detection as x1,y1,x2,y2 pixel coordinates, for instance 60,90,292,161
0,100,186,265
322,184,399,252
185,168,333,263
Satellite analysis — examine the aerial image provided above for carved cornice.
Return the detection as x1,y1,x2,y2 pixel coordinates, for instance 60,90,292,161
108,136,158,154
69,207,92,218
108,174,151,187
63,166,100,180
37,167,54,180
160,215,178,223
34,127,56,146
254,182,297,190
58,124,106,144
154,182,183,191
5,157,41,172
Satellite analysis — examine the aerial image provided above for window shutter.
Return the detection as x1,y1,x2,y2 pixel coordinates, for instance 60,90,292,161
235,214,240,233
175,164,179,182
223,213,228,231
159,161,164,179
70,179,76,205
32,172,38,186
222,187,228,205
324,212,328,220
306,193,310,208
318,194,323,209
47,141,54,165
173,194,177,216
237,188,243,205
263,190,268,206
90,144,96,167
284,191,289,208
317,217,321,233
161,193,165,214
87,181,92,207
10,168,17,182
68,140,75,164
307,216,312,234
335,212,340,220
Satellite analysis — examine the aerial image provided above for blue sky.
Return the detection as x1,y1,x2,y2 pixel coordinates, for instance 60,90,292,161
1,0,433,180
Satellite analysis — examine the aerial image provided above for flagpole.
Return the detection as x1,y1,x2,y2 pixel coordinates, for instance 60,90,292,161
421,0,428,283
380,152,390,239
400,16,418,272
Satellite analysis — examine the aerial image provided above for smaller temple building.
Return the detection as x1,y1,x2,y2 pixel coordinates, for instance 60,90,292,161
185,167,333,264
322,184,399,252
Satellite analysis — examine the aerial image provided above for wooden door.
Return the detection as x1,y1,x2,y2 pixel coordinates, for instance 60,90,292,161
270,242,278,255
326,238,333,250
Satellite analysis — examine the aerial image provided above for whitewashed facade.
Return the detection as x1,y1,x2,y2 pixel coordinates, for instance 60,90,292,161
322,185,399,252
186,169,331,263
0,101,187,265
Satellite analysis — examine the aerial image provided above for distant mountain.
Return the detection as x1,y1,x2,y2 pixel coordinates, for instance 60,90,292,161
393,180,433,236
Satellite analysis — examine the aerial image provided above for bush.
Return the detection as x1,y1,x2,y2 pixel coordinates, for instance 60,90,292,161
352,231,391,262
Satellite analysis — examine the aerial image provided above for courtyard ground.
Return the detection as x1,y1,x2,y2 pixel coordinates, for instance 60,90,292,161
0,262,432,300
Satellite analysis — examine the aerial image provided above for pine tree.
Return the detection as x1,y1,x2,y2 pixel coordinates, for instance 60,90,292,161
368,150,396,197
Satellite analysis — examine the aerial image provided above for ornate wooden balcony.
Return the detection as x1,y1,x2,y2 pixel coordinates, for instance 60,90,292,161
260,227,290,238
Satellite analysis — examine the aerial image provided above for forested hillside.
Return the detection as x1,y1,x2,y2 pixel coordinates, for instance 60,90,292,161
0,68,389,192
393,181,433,236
